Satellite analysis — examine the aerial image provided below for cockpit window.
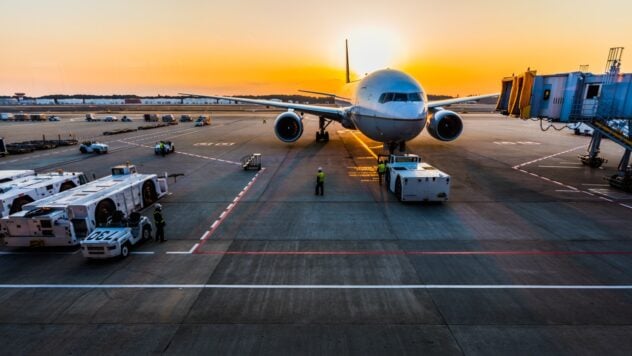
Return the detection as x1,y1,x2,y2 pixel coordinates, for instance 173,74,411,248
379,92,422,103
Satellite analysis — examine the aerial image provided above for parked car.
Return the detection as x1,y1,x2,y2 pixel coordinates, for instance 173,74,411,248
104,116,118,122
48,116,61,121
161,114,175,123
79,141,109,154
0,113,13,121
86,113,100,121
180,114,192,122
121,116,133,122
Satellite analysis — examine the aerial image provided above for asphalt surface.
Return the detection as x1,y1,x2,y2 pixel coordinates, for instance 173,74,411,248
0,110,631,355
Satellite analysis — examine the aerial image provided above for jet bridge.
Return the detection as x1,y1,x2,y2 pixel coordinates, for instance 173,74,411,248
496,48,632,192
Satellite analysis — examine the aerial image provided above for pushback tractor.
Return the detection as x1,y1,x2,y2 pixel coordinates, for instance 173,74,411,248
385,154,451,202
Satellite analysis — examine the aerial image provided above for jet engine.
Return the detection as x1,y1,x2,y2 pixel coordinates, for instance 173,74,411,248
426,110,463,142
274,111,304,143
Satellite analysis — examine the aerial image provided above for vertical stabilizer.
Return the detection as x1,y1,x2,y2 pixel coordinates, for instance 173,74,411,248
345,39,351,84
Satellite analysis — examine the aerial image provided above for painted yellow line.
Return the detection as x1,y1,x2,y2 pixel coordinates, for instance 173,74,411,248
349,131,378,159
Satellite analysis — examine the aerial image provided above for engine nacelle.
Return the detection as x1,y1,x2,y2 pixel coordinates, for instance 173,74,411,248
274,111,304,143
426,110,463,142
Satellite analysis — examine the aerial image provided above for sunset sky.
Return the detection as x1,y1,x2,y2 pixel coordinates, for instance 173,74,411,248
1,0,631,97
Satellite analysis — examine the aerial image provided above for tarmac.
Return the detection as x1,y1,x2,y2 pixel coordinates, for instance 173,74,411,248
0,109,631,355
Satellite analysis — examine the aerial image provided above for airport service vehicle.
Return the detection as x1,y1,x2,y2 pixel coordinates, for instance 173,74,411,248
85,113,97,121
104,116,118,122
0,171,88,217
385,154,451,202
154,141,175,155
1,164,168,247
79,141,109,154
181,40,496,154
48,116,61,122
121,116,133,122
180,114,192,122
194,115,211,126
0,169,35,183
569,123,594,136
162,114,175,123
30,114,46,121
14,114,28,121
0,113,13,121
143,113,159,122
80,212,152,258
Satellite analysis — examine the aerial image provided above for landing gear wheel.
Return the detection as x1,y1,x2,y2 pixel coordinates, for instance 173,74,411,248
385,168,391,187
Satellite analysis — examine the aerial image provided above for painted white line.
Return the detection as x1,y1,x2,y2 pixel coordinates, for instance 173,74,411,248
219,211,227,219
600,197,614,202
210,220,220,229
537,166,582,169
555,190,581,193
200,231,211,240
130,251,155,255
226,203,234,210
582,183,610,186
0,284,631,290
620,204,632,210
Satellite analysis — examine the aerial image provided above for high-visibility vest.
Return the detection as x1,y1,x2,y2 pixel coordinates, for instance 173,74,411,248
317,172,325,183
377,163,386,173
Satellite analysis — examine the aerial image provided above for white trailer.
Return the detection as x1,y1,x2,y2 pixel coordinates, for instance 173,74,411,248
0,171,88,217
0,170,35,183
1,164,167,247
386,154,451,202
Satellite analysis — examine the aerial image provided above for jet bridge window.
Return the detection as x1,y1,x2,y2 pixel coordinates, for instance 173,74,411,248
586,84,600,99
378,92,423,103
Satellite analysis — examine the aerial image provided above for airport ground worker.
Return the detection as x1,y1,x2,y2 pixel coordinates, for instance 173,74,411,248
153,203,166,242
315,167,325,196
159,141,166,157
377,160,386,185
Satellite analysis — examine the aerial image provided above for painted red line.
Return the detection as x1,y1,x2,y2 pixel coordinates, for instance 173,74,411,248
192,250,632,256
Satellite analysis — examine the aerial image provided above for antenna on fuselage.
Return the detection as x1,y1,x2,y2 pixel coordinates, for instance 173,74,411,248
345,39,351,84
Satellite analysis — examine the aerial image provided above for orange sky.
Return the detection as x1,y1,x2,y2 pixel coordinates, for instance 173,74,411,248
1,0,631,97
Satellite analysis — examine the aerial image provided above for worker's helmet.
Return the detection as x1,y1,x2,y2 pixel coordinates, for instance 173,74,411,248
155,203,162,210
318,167,322,171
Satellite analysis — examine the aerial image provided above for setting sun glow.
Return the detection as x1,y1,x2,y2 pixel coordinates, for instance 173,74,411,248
1,0,631,97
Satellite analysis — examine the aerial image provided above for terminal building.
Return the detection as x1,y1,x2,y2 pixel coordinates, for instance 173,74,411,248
496,47,632,192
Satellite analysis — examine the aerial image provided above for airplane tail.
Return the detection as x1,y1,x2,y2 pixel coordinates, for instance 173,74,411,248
345,39,350,84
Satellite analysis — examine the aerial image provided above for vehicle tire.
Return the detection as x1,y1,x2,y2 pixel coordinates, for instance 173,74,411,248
59,181,76,192
574,129,580,135
385,168,391,187
9,196,34,215
95,149,101,154
142,225,152,241
121,243,130,258
324,132,329,141
80,146,87,154
95,199,116,226
395,176,402,201
142,181,157,206
171,146,175,153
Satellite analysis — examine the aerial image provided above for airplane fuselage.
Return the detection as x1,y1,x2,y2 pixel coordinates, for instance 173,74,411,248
336,69,428,143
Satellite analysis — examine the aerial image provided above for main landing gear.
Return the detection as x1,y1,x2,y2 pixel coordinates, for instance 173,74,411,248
316,116,331,142
385,141,407,156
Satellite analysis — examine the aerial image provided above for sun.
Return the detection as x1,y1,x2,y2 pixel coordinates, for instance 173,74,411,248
345,28,405,79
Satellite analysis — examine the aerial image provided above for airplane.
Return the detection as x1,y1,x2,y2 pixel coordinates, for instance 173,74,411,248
181,40,497,154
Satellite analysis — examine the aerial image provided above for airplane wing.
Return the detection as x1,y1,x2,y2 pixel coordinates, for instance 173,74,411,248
179,93,347,122
428,93,498,108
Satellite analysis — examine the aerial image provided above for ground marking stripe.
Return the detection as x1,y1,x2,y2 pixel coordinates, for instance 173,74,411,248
191,250,632,256
349,131,378,159
0,284,630,290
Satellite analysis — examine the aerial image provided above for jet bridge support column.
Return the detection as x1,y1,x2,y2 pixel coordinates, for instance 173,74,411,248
580,130,607,168
607,149,632,192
